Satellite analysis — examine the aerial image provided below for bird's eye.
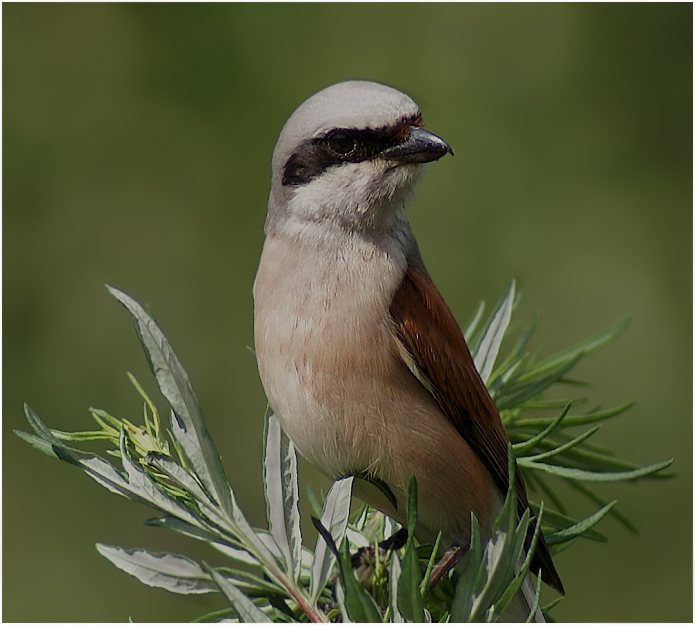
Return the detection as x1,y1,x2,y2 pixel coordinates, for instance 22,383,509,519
327,132,356,156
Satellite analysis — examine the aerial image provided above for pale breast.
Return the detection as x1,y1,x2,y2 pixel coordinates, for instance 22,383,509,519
253,228,496,543
253,229,406,472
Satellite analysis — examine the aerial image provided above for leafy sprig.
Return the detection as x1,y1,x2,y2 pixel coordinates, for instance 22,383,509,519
17,283,672,622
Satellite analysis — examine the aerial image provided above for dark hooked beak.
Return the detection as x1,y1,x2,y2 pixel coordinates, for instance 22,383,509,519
382,126,454,164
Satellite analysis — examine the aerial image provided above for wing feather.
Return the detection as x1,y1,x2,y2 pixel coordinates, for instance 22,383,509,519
389,265,564,594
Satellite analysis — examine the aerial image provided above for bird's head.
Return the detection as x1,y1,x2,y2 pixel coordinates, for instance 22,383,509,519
267,81,452,237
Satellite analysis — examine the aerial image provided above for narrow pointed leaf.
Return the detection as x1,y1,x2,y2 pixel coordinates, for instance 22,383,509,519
450,513,482,622
144,515,243,551
206,564,273,622
388,552,405,623
511,401,635,429
569,481,639,534
556,445,670,474
118,430,203,527
519,458,673,481
263,414,301,581
214,567,289,598
420,531,442,597
229,489,285,575
521,426,601,462
464,300,486,342
313,516,381,621
311,476,353,602
211,541,262,567
334,577,353,624
527,505,607,542
494,507,542,616
19,406,176,508
473,279,515,383
398,475,425,622
497,353,584,411
107,286,233,517
523,572,543,624
144,452,213,505
544,501,616,546
23,402,61,442
512,403,572,455
316,520,382,624
341,544,383,622
96,544,216,594
14,430,61,458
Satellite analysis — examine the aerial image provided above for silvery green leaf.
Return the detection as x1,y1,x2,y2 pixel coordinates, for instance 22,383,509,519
383,514,400,539
545,500,616,546
540,595,563,617
310,476,353,602
345,527,370,549
455,451,529,622
334,578,353,624
144,452,212,504
228,489,286,579
305,482,323,518
521,426,601,462
527,506,606,542
335,540,382,623
107,286,233,517
487,315,537,399
388,551,404,623
496,353,583,411
14,429,57,457
23,403,64,445
473,279,516,384
117,430,203,528
215,567,288,598
73,454,142,500
523,572,543,624
211,540,262,567
144,452,231,530
398,475,424,623
144,515,262,567
351,504,371,532
450,513,483,622
516,397,588,411
510,400,634,429
21,405,164,505
519,457,673,481
464,300,486,342
312,516,381,622
493,508,541,617
206,564,273,623
145,515,231,545
96,544,216,594
557,444,672,475
263,414,301,581
512,403,572,455
470,528,514,620
569,481,638,534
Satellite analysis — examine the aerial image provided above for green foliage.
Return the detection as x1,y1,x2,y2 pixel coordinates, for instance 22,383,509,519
17,283,672,622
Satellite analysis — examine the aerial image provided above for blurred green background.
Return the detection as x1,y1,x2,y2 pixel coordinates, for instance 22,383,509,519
4,3,692,622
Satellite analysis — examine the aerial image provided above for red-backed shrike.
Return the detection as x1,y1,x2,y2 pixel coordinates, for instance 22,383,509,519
253,81,563,621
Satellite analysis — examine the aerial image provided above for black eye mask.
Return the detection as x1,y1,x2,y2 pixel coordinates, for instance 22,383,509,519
282,114,422,187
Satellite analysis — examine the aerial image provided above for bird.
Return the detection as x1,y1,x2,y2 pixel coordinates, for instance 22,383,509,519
253,80,563,620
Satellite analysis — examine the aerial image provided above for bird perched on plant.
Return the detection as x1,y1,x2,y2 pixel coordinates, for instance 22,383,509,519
253,80,563,620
